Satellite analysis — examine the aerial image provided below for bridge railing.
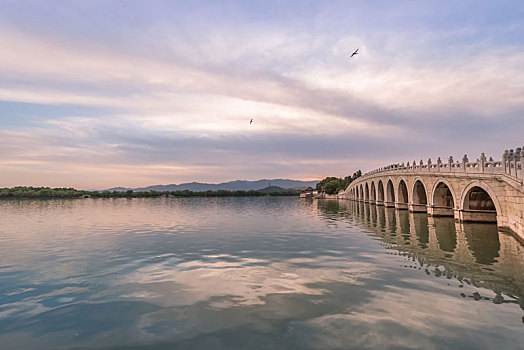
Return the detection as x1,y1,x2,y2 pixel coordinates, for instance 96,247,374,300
354,147,524,186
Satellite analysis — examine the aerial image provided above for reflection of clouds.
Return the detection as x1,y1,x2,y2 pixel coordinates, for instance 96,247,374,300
287,284,524,349
118,254,377,308
3,198,524,348
0,300,51,319
0,286,89,319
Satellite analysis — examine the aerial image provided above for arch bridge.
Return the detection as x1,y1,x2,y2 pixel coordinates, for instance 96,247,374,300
344,147,524,242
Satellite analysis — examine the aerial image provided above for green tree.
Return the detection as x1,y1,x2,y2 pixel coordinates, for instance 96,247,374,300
316,171,362,195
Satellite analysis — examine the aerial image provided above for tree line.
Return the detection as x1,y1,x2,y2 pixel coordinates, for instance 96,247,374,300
315,171,362,195
0,186,300,199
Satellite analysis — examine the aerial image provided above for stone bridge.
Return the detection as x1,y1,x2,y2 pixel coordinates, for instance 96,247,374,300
343,147,524,242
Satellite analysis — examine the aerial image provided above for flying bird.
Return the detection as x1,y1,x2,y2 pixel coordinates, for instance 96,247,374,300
350,48,359,57
250,118,253,124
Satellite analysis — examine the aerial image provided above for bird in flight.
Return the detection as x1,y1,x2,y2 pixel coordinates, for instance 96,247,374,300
350,48,358,57
250,118,254,124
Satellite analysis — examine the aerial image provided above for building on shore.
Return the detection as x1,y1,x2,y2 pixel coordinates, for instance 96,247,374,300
300,187,319,198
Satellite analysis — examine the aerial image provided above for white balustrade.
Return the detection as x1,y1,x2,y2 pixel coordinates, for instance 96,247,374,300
357,148,523,183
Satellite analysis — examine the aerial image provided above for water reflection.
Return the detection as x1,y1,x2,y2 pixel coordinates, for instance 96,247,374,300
463,223,500,265
0,198,523,349
412,213,429,249
434,217,457,253
319,200,524,313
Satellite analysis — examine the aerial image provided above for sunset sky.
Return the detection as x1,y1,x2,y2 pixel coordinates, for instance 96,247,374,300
1,0,523,189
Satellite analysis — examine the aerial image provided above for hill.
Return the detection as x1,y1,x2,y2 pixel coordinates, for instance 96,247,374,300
257,186,288,193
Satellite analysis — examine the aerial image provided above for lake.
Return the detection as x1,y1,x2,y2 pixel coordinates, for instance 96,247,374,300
0,197,523,349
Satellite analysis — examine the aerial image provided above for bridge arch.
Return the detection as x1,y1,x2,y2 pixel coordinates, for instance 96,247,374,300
364,183,369,202
412,178,428,212
359,184,364,202
370,181,376,203
431,179,456,207
386,178,395,206
397,178,409,209
459,181,501,223
430,179,456,217
377,180,385,204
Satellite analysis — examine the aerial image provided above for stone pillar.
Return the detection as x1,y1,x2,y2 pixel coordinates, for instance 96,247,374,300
427,158,432,172
503,150,509,174
448,156,453,172
462,154,468,172
509,149,515,177
413,160,416,172
479,152,486,173
521,147,524,180
515,148,522,179
437,157,442,171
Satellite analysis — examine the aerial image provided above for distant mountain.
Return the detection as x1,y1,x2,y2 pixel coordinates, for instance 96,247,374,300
104,187,130,192
104,179,318,192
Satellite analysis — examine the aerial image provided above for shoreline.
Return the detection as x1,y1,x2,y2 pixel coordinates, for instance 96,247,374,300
0,186,300,200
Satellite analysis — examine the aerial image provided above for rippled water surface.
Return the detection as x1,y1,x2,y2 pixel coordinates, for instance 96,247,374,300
0,197,523,349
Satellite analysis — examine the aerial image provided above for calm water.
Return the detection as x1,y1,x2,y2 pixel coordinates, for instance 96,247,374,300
0,197,523,349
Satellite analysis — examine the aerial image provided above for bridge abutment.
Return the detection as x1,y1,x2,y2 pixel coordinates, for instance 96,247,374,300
395,202,409,210
458,209,498,223
409,203,427,213
427,205,455,217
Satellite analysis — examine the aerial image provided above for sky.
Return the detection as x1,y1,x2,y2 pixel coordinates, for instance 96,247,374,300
1,0,524,189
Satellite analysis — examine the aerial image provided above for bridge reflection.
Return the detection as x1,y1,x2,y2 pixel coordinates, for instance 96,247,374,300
317,199,524,310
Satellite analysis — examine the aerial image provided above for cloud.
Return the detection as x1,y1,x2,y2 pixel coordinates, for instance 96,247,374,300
0,2,524,187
